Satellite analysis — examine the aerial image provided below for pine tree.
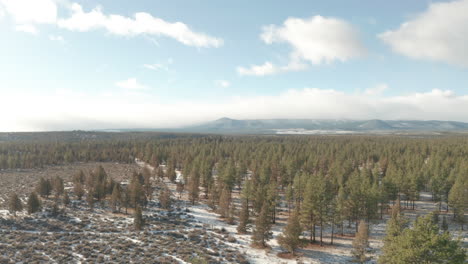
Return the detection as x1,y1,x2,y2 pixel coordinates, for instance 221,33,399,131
448,173,467,230
134,206,144,231
52,176,64,199
251,203,272,248
218,187,231,218
159,185,172,210
188,171,200,205
379,213,466,264
74,182,85,200
167,166,177,183
237,199,249,234
129,176,146,208
26,192,41,214
8,193,23,216
36,177,52,198
278,210,303,255
227,203,236,225
352,220,369,263
111,184,122,212
176,182,184,199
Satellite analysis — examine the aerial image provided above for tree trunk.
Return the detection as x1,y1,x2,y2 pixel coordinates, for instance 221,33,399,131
313,223,316,242
320,219,323,246
330,222,334,245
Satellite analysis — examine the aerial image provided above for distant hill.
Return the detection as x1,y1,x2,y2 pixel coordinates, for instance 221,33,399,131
171,118,468,134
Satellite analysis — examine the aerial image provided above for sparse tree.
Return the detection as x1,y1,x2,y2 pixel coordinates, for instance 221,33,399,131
188,171,200,205
52,176,64,199
36,177,52,198
278,210,303,255
134,206,144,231
251,203,272,248
26,192,41,214
352,220,369,263
218,187,231,218
448,173,467,230
74,182,85,200
176,182,185,199
111,183,122,212
8,193,23,216
159,185,172,210
237,199,249,234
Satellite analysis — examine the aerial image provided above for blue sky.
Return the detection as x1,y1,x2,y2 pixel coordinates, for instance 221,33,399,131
1,0,468,131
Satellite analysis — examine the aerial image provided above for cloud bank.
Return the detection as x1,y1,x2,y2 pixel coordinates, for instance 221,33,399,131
379,0,468,67
2,88,468,132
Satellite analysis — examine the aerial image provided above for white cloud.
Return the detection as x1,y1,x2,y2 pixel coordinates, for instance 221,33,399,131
237,62,278,76
57,3,223,48
2,88,468,131
237,60,307,76
15,24,38,34
379,0,468,67
49,34,65,43
364,83,388,96
238,15,366,76
115,78,148,90
0,0,57,24
261,16,366,64
214,80,230,88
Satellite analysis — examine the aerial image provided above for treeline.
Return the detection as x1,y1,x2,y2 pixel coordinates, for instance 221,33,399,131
138,136,468,234
2,135,467,241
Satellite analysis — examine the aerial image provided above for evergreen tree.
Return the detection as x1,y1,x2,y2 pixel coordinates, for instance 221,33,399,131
36,177,52,198
52,176,64,199
167,166,177,183
379,213,466,264
251,203,272,248
227,203,236,225
448,173,467,230
218,187,231,218
159,185,172,210
134,206,144,231
129,175,146,208
74,182,85,200
26,192,41,214
352,220,369,263
8,193,23,216
278,210,303,255
86,190,95,211
188,171,200,205
237,199,249,234
176,182,185,199
111,183,122,212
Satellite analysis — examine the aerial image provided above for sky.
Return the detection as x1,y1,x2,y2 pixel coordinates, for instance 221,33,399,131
0,0,468,131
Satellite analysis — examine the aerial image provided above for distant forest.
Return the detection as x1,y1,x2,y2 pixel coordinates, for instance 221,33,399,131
1,131,466,262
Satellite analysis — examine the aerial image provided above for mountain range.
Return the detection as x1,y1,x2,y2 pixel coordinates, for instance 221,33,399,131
170,118,468,134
